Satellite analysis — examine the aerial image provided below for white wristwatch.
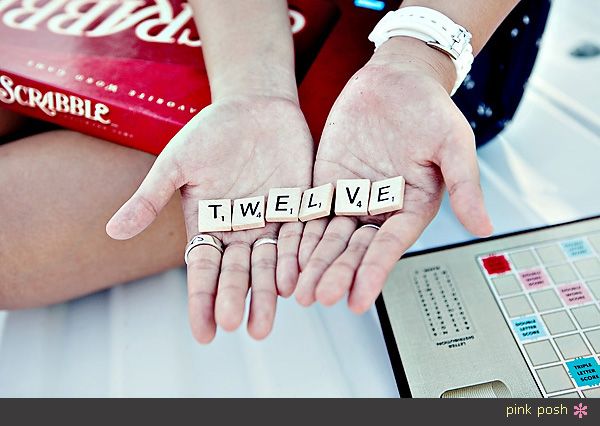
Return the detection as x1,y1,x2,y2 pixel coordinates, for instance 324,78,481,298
368,7,474,96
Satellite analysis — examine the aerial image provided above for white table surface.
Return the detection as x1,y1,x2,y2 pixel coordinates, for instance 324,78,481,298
1,0,599,397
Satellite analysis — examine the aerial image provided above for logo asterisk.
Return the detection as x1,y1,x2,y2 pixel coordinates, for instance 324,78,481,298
574,403,588,419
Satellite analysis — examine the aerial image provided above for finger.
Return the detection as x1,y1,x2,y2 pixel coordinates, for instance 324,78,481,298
315,225,377,306
276,222,304,297
186,244,222,344
295,217,356,306
350,212,428,314
106,155,184,240
248,242,278,340
298,218,328,270
438,131,493,237
215,242,251,332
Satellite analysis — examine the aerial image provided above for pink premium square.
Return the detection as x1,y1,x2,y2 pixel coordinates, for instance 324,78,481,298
518,268,550,290
557,282,593,306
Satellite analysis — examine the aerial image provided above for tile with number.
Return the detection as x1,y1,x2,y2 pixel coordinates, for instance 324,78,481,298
334,179,370,216
232,196,265,231
265,188,302,222
299,183,334,222
368,176,405,215
198,199,232,232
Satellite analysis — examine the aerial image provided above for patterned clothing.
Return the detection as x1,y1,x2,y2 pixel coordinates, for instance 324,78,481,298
453,0,552,146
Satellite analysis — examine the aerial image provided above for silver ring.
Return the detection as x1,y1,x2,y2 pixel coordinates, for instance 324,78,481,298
253,237,278,249
360,224,381,231
184,234,224,265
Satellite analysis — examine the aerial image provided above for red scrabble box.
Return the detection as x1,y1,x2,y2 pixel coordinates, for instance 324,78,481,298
0,0,397,154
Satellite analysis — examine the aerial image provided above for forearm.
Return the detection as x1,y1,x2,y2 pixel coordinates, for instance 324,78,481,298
189,0,297,103
369,1,519,93
400,0,519,54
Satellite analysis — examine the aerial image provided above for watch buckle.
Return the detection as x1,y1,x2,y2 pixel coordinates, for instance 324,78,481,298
426,28,471,60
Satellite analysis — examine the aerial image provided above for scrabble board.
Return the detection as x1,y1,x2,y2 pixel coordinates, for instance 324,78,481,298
478,234,600,397
378,215,600,398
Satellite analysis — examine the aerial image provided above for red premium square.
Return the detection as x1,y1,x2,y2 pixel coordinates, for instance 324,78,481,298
482,255,511,275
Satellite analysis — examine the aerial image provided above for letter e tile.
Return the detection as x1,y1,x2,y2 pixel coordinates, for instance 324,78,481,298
266,188,302,222
368,176,405,215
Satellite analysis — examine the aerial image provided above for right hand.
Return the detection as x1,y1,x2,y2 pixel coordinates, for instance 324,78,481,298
106,94,313,343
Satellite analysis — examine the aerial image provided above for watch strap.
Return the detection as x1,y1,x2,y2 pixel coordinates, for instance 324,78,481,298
368,7,474,95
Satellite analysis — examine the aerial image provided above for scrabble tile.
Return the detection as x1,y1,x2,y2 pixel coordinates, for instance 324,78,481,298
547,264,577,284
535,365,574,394
530,289,563,312
265,188,302,222
502,295,533,318
298,183,334,222
232,196,265,231
554,334,591,360
541,311,576,335
492,275,521,296
523,340,559,366
509,250,538,270
536,245,566,264
571,304,600,329
198,199,231,232
334,179,370,216
368,176,405,215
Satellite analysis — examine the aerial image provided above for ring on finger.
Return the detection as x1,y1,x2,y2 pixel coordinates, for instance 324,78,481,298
253,237,278,249
359,224,381,231
185,234,224,265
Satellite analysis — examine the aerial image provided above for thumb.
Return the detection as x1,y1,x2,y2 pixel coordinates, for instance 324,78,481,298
437,130,493,238
106,155,184,240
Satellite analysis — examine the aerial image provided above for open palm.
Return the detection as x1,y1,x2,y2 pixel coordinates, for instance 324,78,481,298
107,95,313,342
293,63,493,313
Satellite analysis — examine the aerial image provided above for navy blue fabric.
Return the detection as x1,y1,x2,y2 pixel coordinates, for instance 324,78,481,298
452,0,552,147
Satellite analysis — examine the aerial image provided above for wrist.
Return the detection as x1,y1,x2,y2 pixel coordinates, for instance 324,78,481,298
367,36,457,94
209,63,299,105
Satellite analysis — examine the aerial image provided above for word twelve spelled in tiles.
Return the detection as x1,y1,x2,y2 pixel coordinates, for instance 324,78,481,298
198,177,405,232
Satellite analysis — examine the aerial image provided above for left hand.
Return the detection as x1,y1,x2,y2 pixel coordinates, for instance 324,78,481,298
293,37,493,313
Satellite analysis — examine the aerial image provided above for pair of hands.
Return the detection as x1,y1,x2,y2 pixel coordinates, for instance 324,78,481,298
106,40,493,343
